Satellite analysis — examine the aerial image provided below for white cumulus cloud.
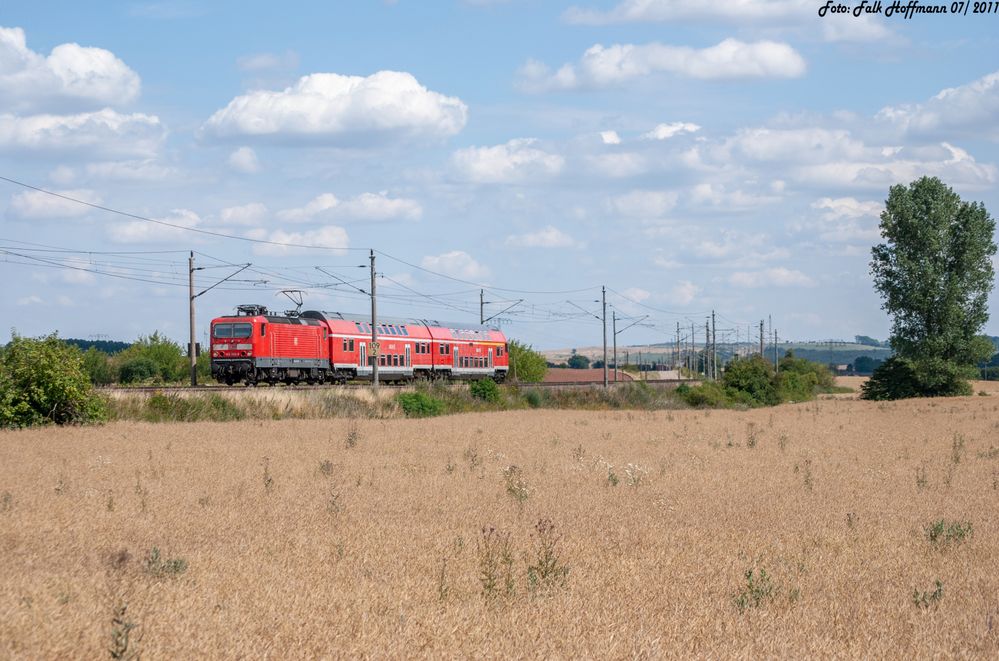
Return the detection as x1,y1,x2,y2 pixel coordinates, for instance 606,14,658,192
237,50,299,72
610,190,678,218
228,146,260,173
667,280,699,305
807,197,883,243
642,122,700,140
7,189,100,220
0,109,165,157
689,183,780,209
84,160,179,182
201,70,468,145
220,202,269,226
452,138,564,183
110,208,200,244
0,26,140,113
729,267,815,288
247,225,350,256
505,226,577,248
519,39,806,91
277,192,422,223
421,250,490,281
877,70,999,140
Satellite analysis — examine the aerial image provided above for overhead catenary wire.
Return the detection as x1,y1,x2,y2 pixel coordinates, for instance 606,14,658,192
1,176,762,344
0,175,365,252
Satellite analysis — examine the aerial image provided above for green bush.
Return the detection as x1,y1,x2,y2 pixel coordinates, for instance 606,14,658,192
678,381,730,407
779,351,835,391
0,332,108,427
722,355,779,406
118,357,160,384
469,378,501,403
862,356,972,400
777,369,818,403
116,332,186,382
82,347,116,386
523,389,543,408
397,391,446,417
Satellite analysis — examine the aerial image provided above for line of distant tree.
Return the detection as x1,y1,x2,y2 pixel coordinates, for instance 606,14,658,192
62,338,131,354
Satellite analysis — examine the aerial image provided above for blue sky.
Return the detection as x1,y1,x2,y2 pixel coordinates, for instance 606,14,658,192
2,0,998,350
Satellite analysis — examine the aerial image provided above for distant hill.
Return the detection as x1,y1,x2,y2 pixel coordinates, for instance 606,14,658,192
544,341,892,367
63,338,131,354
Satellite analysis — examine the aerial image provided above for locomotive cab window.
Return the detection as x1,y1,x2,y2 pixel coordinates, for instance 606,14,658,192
213,324,231,338
232,323,252,338
261,323,267,337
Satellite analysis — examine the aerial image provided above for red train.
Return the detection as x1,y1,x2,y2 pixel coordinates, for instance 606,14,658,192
210,304,509,385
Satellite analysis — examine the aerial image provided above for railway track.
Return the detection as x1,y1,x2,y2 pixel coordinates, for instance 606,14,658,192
100,379,694,395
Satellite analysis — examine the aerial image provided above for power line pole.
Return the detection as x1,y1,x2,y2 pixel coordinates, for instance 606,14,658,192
602,285,608,388
188,256,252,388
189,251,196,387
612,310,617,383
690,322,695,375
370,249,378,392
676,321,681,374
480,288,484,325
711,310,717,380
705,318,711,379
774,327,779,372
759,319,764,356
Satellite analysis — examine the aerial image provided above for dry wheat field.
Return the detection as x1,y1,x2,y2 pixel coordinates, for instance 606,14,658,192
2,394,999,658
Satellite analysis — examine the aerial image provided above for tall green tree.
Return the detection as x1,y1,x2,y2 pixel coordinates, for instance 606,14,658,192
507,339,547,383
864,177,996,399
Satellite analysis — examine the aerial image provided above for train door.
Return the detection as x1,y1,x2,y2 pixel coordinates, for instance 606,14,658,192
488,348,493,368
359,342,366,368
453,345,459,369
405,344,411,368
